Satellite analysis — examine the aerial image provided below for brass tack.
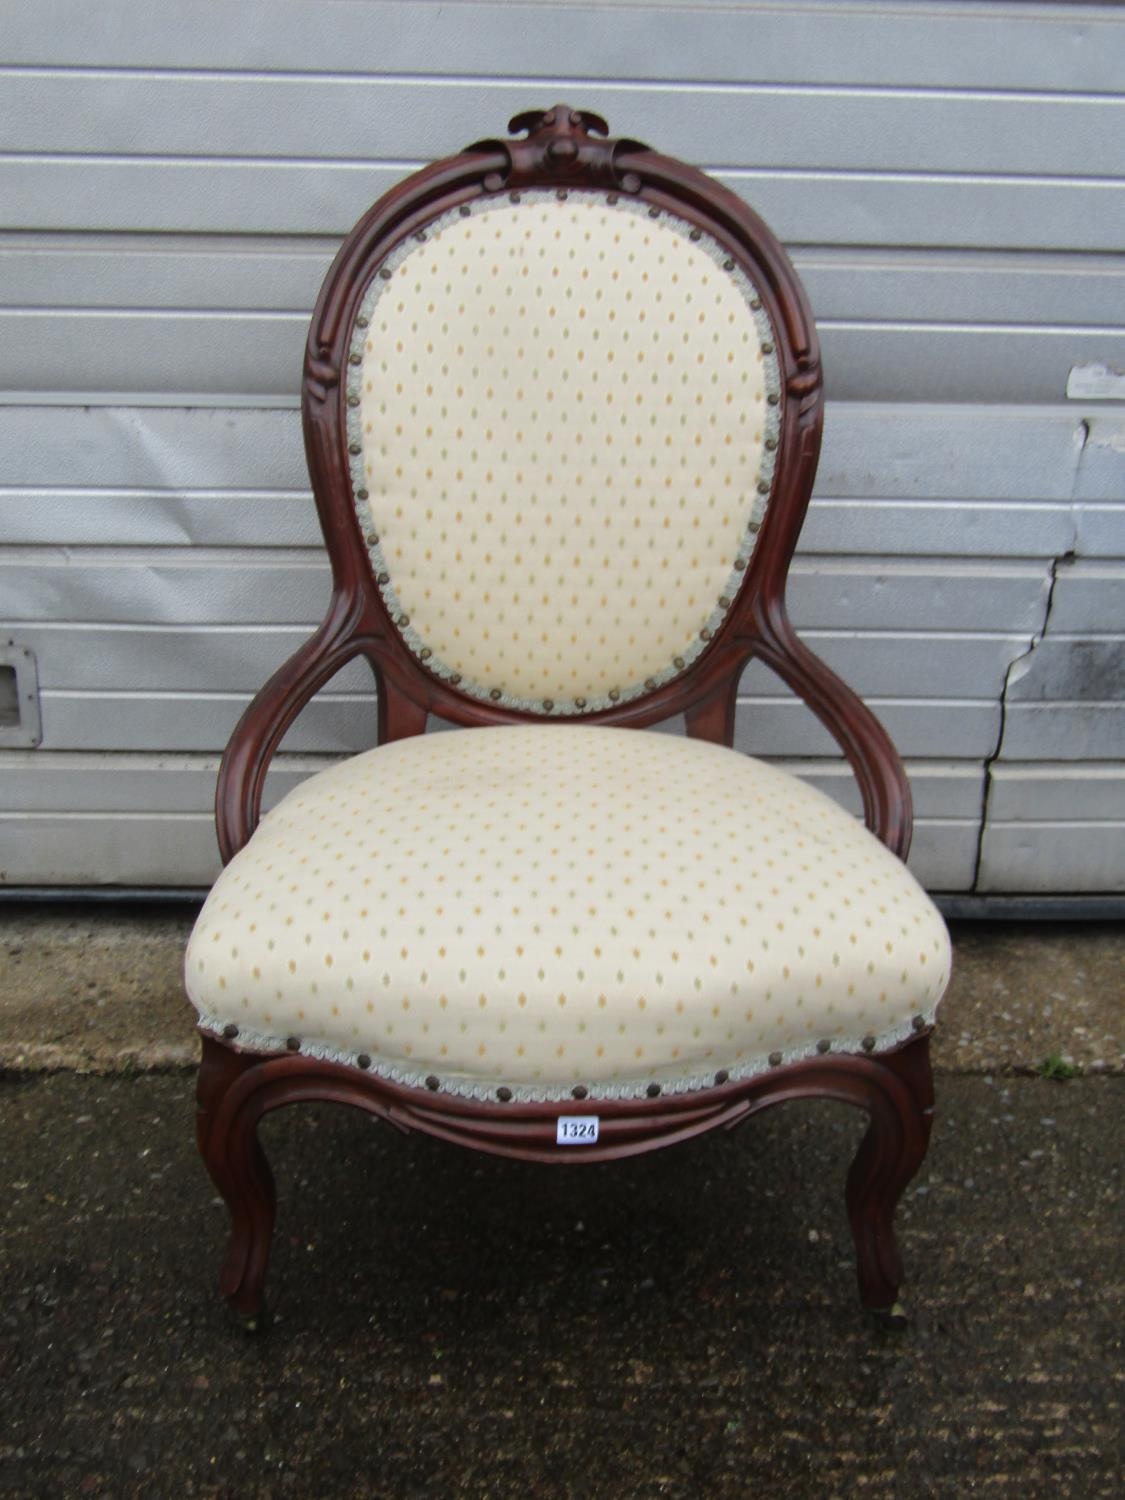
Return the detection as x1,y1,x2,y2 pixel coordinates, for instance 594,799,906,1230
419,647,432,661
767,393,780,406
348,353,362,366
414,229,427,241
723,258,735,272
816,1039,831,1054
700,628,712,642
769,1050,783,1067
714,1069,729,1085
734,557,748,571
286,1036,300,1052
556,189,569,201
644,677,657,691
761,341,774,355
607,192,619,205
750,297,762,311
765,437,778,451
348,441,361,455
622,173,641,194
357,488,369,501
689,227,702,241
646,1082,662,1099
347,395,360,407
365,532,378,546
425,1074,440,1091
719,596,731,609
356,316,369,328
496,1086,512,1102
862,1035,876,1052
484,173,504,192
757,480,770,495
459,205,471,217
912,1015,927,1032
648,206,660,218
489,688,503,702
397,614,410,628
747,520,761,535
357,1053,371,1070
543,698,554,711
450,673,462,685
509,191,521,203
222,1023,239,1040
378,267,392,280
575,696,587,708
608,688,620,702
376,571,389,585
572,1085,588,1101
673,656,685,669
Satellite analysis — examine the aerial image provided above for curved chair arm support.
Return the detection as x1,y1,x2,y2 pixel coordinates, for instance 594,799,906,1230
752,613,913,860
216,602,370,863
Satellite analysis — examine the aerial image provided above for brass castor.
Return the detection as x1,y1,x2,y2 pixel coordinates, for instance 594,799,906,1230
870,1299,909,1329
231,1303,269,1335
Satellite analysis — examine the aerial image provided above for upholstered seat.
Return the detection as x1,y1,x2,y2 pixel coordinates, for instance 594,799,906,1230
188,726,949,1100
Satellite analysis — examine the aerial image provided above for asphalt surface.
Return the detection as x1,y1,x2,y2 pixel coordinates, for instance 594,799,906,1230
1,910,1122,1497
2,1069,1122,1499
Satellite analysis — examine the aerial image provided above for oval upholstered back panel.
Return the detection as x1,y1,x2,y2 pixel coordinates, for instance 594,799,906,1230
345,189,781,714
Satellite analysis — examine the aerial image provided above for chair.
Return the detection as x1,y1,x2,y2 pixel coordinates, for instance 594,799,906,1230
188,106,951,1328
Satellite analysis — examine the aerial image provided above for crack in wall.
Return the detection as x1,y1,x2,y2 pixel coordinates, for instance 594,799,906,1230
971,417,1091,892
972,551,1071,892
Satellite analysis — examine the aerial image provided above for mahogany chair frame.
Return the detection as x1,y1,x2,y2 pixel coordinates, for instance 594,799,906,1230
195,107,934,1325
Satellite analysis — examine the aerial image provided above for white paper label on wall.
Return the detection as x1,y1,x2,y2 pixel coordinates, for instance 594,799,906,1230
1066,362,1125,401
556,1115,600,1145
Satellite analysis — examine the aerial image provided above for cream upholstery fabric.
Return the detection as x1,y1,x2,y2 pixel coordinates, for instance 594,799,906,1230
346,192,781,715
187,727,951,1101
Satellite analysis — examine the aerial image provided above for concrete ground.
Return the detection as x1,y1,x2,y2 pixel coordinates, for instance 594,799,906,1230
0,907,1122,1499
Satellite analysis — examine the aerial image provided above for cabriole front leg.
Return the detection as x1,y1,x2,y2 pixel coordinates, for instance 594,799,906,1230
196,1034,278,1328
844,1032,935,1316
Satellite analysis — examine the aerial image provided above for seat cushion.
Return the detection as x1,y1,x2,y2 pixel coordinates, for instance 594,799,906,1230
186,726,951,1101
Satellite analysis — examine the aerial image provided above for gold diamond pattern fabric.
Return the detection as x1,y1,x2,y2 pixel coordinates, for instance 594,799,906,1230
347,192,780,714
186,727,951,1102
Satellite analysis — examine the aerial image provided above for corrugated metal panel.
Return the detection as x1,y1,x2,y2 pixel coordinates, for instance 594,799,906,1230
995,705,1124,761
0,553,1054,631
0,489,1092,559
7,308,1120,404
22,693,999,761
0,752,984,818
0,750,983,891
986,764,1125,821
0,403,1107,561
0,810,980,891
983,551,1125,890
1043,562,1125,633
9,626,1032,700
979,823,1125,892
11,1,1125,89
1,0,1123,892
0,403,1096,496
3,159,1118,250
6,73,1123,175
7,238,1124,326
